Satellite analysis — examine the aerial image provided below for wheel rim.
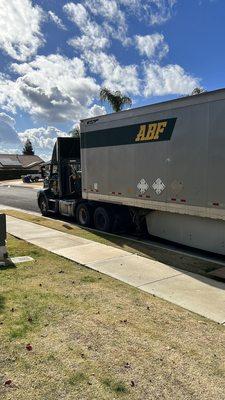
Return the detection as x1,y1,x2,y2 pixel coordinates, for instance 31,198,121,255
79,208,88,225
41,199,47,213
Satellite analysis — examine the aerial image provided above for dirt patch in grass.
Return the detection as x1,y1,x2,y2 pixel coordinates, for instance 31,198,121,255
2,209,222,278
0,235,225,399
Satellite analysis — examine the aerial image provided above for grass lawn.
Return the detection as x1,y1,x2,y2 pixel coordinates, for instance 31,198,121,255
0,235,225,399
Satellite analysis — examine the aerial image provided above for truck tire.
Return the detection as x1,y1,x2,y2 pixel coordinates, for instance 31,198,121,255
94,207,112,232
38,196,48,216
76,203,92,227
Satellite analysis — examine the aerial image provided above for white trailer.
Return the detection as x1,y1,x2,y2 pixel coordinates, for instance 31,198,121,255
80,89,225,255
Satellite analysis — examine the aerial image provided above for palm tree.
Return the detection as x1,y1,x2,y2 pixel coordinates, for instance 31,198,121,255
69,127,80,137
100,87,132,112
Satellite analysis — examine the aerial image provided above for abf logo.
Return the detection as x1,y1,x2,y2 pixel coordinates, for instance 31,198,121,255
135,121,168,142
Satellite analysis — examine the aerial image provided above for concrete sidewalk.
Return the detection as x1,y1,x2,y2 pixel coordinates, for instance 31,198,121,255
5,214,225,324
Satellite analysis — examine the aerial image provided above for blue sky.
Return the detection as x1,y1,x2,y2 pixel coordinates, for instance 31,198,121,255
0,0,224,159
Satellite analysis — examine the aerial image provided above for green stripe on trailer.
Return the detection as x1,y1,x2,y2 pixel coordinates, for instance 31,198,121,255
81,118,177,149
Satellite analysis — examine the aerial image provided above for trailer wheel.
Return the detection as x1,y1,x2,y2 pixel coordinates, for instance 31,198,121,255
76,203,92,227
94,207,112,232
38,196,48,216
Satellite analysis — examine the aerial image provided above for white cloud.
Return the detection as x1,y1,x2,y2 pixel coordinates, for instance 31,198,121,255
68,34,108,52
84,0,129,44
118,0,176,25
143,63,199,96
0,112,16,128
0,54,101,123
48,11,67,30
0,112,20,146
64,3,89,26
84,0,124,22
135,33,169,60
0,73,30,114
0,0,199,134
64,1,130,52
0,55,199,126
0,0,44,61
17,126,75,160
89,104,106,116
64,2,109,51
18,126,69,150
84,51,140,95
66,0,175,52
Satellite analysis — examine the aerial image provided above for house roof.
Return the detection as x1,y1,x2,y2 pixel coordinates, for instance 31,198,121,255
24,160,45,169
0,154,44,169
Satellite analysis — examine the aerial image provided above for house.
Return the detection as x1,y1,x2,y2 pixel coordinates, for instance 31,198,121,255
0,154,44,180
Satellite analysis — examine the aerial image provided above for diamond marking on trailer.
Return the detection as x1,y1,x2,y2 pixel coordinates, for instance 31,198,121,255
137,179,149,194
152,178,166,195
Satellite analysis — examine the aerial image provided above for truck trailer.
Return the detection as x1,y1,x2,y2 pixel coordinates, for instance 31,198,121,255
37,88,225,256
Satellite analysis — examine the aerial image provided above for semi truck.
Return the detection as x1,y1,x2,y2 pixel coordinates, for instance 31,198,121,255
37,88,225,256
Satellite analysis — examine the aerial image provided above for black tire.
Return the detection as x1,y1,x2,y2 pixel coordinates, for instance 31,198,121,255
38,196,48,216
76,203,92,227
93,207,112,232
112,208,132,233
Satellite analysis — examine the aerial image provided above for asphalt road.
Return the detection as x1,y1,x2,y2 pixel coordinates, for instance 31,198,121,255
0,186,40,212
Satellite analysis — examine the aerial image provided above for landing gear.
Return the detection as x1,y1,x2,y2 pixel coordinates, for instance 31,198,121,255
130,208,148,237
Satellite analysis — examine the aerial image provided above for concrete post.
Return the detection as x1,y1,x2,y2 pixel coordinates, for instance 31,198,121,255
0,214,7,261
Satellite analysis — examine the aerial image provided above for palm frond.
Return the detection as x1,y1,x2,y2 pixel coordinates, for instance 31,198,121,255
100,87,132,112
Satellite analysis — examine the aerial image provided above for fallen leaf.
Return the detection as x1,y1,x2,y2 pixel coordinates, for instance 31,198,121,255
4,380,12,386
26,344,33,351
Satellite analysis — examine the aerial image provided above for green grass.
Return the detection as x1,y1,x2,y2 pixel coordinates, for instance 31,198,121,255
80,275,99,283
103,378,128,394
1,235,225,400
68,372,87,386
